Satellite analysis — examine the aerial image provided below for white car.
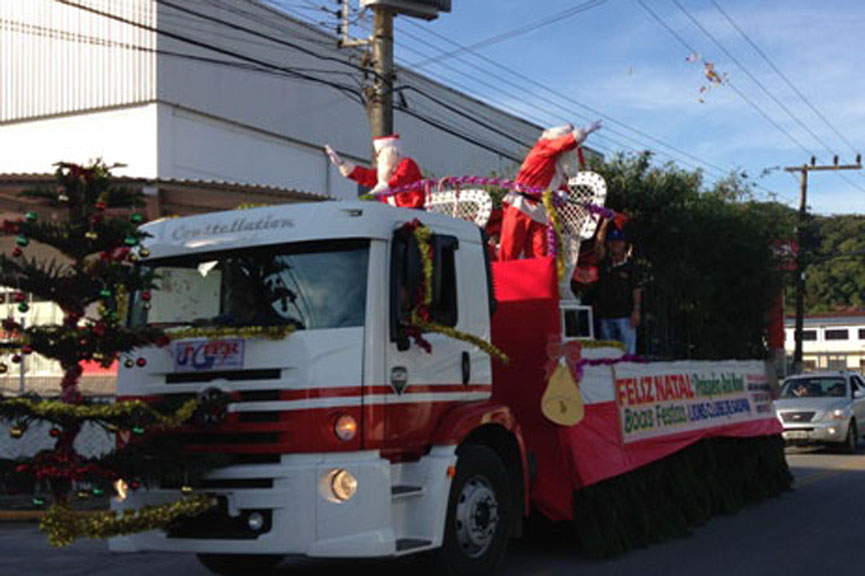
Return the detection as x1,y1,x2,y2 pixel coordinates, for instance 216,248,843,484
775,371,865,453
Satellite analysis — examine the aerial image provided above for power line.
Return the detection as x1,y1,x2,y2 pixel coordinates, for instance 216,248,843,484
671,0,833,156
239,2,792,201
399,17,738,177
409,0,610,69
709,0,858,156
635,0,813,156
49,1,526,161
152,0,377,78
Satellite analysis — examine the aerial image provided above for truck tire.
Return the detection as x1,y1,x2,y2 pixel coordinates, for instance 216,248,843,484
431,445,511,576
843,420,858,454
196,554,284,575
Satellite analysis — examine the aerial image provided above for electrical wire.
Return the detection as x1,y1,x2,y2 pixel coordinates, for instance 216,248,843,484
409,0,610,69
709,0,858,157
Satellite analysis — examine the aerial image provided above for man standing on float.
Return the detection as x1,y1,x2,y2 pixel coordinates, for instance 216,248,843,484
325,134,425,209
499,120,602,260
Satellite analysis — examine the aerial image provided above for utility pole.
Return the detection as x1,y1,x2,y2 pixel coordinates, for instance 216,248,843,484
784,156,861,374
369,5,394,139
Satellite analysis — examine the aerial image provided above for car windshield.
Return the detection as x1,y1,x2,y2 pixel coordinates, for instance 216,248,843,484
129,239,369,331
780,377,847,399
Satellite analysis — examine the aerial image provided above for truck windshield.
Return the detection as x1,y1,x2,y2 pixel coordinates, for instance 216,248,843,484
129,240,369,330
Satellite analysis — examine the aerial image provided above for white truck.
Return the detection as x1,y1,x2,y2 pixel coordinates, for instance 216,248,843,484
109,200,784,575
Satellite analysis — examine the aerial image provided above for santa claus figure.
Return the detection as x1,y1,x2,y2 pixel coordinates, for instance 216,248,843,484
499,120,602,260
325,134,425,209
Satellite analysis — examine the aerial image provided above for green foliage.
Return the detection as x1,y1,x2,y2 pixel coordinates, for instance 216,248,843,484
588,152,794,359
801,214,865,313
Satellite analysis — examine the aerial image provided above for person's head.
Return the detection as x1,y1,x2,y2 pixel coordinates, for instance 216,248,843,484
606,226,627,259
374,134,402,183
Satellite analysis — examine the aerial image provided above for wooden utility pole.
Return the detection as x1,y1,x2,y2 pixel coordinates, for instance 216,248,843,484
784,157,861,374
369,5,394,140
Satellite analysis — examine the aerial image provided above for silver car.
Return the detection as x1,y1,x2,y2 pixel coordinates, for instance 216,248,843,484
775,371,865,453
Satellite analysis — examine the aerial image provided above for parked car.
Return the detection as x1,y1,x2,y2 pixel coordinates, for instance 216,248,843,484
775,371,865,452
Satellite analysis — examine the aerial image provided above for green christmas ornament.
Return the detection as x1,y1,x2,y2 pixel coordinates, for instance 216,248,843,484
132,426,145,435
16,235,29,247
18,302,29,313
99,289,112,299
124,236,138,247
32,497,45,507
130,213,144,224
25,211,37,222
92,487,105,497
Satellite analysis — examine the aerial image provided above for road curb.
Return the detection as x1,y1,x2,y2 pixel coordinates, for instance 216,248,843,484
0,510,44,522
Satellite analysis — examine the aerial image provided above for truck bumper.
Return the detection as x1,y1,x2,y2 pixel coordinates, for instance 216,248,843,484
109,451,397,557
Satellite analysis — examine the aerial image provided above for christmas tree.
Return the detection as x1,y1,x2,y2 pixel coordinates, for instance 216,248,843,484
0,161,221,546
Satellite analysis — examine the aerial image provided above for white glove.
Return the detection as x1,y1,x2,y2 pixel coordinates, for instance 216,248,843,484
574,120,602,144
325,145,355,177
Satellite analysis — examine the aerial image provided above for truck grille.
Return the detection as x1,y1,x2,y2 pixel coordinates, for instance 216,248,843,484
781,411,816,423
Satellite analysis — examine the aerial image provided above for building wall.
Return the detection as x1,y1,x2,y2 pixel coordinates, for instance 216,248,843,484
785,316,865,373
0,0,156,123
0,103,160,177
1,0,586,200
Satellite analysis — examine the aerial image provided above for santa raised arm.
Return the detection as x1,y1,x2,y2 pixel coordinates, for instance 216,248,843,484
499,120,602,261
325,134,425,209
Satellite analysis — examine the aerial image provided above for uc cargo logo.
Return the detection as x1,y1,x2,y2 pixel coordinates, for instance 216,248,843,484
174,339,244,371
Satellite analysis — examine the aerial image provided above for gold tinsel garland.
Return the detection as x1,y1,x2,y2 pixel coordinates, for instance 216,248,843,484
165,324,294,341
40,495,216,547
583,340,627,351
1,397,200,428
542,190,567,282
410,224,508,364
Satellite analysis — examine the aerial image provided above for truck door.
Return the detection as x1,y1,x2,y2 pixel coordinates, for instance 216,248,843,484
383,225,493,456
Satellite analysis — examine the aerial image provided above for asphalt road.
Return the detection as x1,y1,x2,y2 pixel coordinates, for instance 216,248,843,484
2,447,864,576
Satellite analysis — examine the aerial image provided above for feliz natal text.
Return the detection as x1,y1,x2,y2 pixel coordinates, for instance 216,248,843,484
616,373,746,407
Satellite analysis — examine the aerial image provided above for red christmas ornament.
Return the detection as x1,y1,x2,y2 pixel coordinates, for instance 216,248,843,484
11,355,21,364
49,428,61,438
13,292,25,303
22,345,32,355
141,291,151,302
95,201,106,211
129,480,141,491
136,357,147,367
12,247,22,258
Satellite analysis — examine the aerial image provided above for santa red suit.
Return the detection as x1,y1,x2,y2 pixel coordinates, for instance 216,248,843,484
499,121,601,260
326,134,424,209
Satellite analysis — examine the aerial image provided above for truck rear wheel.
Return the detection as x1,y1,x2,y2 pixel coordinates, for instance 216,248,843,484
196,553,284,575
431,445,511,576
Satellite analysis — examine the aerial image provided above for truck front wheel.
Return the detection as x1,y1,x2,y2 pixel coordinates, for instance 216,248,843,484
432,445,511,576
196,554,284,575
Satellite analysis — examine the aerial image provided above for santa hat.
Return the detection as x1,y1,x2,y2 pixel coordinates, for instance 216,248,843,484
540,123,574,140
373,133,401,154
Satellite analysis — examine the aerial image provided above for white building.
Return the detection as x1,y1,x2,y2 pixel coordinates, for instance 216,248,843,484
0,0,597,207
785,312,865,373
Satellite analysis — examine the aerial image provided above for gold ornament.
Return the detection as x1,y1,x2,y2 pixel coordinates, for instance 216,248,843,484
541,362,584,426
0,397,201,429
165,324,294,342
542,191,567,282
39,496,215,547
85,231,98,241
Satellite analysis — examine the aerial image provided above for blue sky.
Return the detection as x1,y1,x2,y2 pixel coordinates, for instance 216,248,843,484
380,0,865,215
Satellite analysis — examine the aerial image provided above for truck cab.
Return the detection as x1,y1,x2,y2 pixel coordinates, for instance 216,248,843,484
110,201,526,575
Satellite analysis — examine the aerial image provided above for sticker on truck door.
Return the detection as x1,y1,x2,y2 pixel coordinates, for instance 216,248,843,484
174,339,244,372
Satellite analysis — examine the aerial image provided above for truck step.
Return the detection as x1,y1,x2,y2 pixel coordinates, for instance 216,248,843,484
391,485,424,500
396,538,433,552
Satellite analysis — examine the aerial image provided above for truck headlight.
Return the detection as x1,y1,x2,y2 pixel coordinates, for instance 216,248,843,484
330,469,357,502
